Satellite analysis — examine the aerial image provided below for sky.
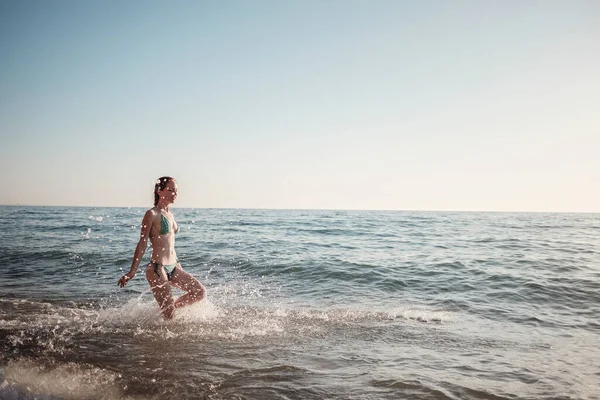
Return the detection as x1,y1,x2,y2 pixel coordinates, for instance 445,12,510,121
1,0,599,211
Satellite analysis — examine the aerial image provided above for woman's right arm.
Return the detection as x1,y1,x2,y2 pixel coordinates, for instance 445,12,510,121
118,210,153,288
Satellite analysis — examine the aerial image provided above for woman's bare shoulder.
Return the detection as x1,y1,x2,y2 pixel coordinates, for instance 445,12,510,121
143,208,160,221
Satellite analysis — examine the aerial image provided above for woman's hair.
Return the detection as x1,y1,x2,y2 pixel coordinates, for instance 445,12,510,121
154,176,175,206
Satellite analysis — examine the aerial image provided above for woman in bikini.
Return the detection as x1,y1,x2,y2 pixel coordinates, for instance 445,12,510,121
118,176,206,319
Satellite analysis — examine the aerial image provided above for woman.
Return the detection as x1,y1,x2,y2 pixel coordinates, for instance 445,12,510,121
118,176,206,319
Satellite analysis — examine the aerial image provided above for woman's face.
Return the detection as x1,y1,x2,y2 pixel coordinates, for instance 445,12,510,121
159,180,178,204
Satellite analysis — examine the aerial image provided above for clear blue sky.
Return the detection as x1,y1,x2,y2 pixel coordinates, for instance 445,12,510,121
1,0,599,211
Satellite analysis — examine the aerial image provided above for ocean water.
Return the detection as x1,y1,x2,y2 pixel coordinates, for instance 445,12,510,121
0,206,598,400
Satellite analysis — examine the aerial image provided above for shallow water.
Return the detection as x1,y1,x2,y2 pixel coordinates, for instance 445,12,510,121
0,207,599,399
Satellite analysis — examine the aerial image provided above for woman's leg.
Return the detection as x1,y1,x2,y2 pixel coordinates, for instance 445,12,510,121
169,265,206,309
145,264,176,319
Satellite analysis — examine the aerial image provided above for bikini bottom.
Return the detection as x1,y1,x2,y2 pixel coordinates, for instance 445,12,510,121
152,261,178,281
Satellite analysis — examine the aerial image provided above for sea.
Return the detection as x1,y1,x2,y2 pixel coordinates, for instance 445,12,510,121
0,206,598,400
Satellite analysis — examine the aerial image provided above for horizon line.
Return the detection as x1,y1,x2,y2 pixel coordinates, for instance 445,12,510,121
0,204,598,215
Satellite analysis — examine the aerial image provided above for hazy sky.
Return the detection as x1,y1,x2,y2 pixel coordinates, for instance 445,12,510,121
1,0,599,211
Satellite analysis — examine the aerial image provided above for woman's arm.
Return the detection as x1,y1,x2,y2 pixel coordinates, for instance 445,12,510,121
118,210,153,288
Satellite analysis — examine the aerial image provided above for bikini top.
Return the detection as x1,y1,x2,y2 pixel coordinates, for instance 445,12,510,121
160,213,172,235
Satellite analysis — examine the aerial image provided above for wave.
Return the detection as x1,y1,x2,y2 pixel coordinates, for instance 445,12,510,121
0,359,138,400
0,295,453,352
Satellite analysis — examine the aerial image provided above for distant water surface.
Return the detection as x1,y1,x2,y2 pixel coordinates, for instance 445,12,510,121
0,207,599,399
